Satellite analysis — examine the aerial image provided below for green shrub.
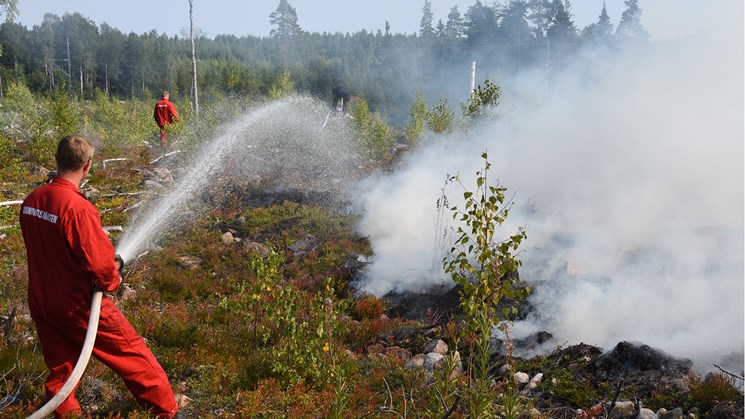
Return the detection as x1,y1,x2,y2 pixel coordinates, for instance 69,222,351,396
438,151,530,418
462,79,501,119
442,151,528,319
350,98,396,162
688,372,743,411
403,91,427,145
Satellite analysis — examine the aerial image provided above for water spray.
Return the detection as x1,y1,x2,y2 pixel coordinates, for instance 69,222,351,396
28,96,364,417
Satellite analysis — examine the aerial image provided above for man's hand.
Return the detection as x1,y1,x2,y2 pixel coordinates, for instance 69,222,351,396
114,254,125,284
114,254,125,271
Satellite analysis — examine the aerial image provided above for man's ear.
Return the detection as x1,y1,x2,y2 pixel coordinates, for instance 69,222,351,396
82,158,92,173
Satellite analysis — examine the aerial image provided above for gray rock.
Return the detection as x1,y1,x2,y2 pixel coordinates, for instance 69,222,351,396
150,167,174,184
423,352,445,369
243,241,271,257
609,401,637,419
659,407,683,419
522,373,543,393
288,234,317,254
638,408,658,419
221,231,234,245
514,371,530,384
423,339,448,355
405,354,426,368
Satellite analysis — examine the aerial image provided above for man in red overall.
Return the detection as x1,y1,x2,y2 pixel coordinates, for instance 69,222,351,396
153,91,179,149
20,134,181,418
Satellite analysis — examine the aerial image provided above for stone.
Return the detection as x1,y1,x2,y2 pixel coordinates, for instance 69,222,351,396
151,167,174,184
84,187,100,201
288,234,317,253
120,284,137,301
659,407,683,419
514,371,530,384
609,401,637,419
221,231,234,245
638,408,658,419
29,164,50,178
450,351,464,379
498,363,511,377
175,393,192,408
424,352,445,369
383,346,412,362
243,241,271,257
523,373,543,393
423,339,448,355
405,354,426,368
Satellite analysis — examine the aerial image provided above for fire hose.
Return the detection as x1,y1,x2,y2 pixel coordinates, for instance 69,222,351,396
27,255,123,419
26,290,103,419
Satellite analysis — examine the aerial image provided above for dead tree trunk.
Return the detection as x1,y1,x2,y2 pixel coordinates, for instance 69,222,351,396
190,0,199,117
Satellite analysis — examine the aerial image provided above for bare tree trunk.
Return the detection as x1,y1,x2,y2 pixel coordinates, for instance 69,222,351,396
190,0,199,116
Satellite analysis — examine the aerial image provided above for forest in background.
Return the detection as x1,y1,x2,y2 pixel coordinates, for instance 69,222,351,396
0,0,649,127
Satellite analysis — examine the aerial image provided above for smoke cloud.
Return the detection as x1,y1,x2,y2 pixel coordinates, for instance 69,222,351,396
353,4,743,368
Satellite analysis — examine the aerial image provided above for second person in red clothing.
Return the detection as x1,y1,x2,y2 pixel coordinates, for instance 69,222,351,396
153,91,179,150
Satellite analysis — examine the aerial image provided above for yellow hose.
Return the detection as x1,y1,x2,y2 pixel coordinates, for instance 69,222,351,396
27,290,103,419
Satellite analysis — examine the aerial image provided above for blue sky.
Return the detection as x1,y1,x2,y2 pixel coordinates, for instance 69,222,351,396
14,0,727,41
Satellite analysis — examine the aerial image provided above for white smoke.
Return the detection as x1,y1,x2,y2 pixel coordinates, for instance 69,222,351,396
353,4,743,367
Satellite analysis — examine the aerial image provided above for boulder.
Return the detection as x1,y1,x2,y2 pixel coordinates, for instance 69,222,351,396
221,231,235,245
423,352,445,370
288,234,317,254
243,241,271,258
514,371,530,385
406,354,426,368
423,339,448,355
609,401,637,419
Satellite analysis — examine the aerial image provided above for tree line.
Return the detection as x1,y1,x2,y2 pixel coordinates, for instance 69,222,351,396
0,0,648,126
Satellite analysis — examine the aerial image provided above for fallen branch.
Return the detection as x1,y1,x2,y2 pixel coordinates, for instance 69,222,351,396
101,192,143,198
714,364,745,381
101,158,130,170
150,150,183,165
0,200,23,207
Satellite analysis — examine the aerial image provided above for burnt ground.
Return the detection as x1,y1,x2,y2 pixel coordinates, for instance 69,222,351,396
198,175,744,417
367,277,744,418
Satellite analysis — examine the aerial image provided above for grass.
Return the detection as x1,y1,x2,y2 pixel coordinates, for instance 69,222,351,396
1,95,742,418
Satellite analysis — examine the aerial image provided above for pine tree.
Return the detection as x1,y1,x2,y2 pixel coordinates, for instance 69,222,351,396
464,0,497,47
616,0,649,43
582,1,614,47
445,6,464,40
596,1,614,40
269,0,303,40
419,0,434,38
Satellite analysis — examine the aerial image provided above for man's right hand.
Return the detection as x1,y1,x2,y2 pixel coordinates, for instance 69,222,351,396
114,254,125,271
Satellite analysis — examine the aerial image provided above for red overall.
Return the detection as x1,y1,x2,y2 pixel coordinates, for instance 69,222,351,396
153,99,179,147
20,177,179,418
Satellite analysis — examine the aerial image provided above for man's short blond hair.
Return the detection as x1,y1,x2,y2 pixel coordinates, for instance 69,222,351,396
55,134,94,172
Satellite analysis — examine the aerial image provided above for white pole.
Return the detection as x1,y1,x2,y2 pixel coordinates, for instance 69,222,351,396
471,61,476,93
